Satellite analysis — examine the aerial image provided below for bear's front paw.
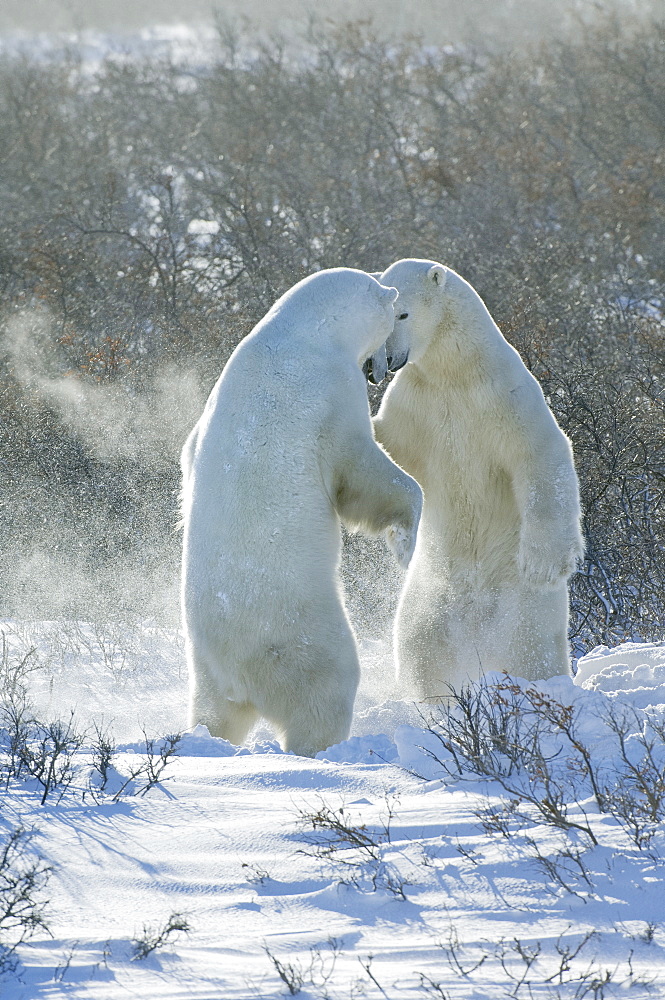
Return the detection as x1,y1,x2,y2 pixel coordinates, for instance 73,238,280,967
518,528,583,586
386,523,417,570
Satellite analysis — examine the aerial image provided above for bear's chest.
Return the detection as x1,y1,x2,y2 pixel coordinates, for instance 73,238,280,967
429,381,507,468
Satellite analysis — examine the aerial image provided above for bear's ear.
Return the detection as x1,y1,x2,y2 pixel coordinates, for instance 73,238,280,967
380,285,399,305
427,264,447,288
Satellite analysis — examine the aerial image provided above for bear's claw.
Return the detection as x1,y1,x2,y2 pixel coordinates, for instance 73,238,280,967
386,524,417,569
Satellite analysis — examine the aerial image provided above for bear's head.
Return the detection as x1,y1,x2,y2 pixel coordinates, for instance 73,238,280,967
378,259,448,369
273,268,398,376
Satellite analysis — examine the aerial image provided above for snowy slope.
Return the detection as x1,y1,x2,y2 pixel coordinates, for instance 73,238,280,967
2,626,665,999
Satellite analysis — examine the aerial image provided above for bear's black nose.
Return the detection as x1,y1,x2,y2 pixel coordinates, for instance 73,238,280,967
387,352,409,373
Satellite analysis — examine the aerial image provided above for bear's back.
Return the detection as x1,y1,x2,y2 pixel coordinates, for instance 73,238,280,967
182,330,357,615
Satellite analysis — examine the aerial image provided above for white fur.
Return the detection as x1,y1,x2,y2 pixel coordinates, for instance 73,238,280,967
373,259,584,698
181,268,423,755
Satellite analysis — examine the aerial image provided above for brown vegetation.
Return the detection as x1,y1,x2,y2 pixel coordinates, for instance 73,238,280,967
0,9,663,649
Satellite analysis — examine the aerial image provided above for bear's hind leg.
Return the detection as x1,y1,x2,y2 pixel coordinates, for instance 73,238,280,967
204,699,260,745
279,694,354,758
509,583,572,680
265,636,360,758
395,572,463,701
189,664,260,745
396,614,460,701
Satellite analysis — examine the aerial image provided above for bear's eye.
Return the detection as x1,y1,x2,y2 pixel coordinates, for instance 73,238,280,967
397,312,409,320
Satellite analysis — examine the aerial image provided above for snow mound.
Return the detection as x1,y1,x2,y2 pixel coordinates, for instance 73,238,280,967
317,732,399,765
176,724,247,757
575,641,665,708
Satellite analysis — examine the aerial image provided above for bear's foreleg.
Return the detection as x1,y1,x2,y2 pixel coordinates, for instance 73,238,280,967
335,444,423,569
508,414,584,586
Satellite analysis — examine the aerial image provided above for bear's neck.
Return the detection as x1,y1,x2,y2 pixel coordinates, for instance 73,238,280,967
418,281,502,382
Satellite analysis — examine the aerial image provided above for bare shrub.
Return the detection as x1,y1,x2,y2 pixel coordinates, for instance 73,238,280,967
298,797,408,899
600,706,665,847
0,632,39,699
265,938,342,998
419,679,599,844
420,675,665,856
131,911,191,961
99,730,182,803
16,713,85,806
0,827,51,975
435,925,655,999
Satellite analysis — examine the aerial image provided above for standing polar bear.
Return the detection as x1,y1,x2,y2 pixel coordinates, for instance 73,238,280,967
181,268,423,757
373,258,584,699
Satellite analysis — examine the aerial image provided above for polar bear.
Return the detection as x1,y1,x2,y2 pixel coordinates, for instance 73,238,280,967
180,268,423,756
373,259,584,699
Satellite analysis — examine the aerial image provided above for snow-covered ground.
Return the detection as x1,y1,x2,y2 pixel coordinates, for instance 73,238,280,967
2,623,665,999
